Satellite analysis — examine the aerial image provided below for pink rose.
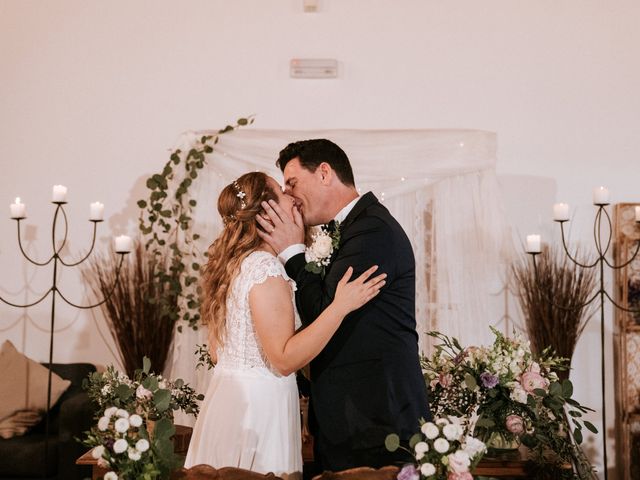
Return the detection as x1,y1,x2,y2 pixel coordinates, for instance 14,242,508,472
447,451,471,473
520,371,549,394
439,373,453,388
448,472,473,480
506,414,524,434
136,384,153,400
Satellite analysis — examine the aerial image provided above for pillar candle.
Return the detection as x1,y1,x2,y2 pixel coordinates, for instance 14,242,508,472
593,186,610,205
526,234,541,253
114,235,133,253
90,202,104,221
10,197,26,219
52,185,68,202
553,203,570,221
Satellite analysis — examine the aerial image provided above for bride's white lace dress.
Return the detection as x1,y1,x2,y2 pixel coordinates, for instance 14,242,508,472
184,251,302,479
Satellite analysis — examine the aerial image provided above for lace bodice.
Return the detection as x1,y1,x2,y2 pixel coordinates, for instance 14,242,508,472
216,250,300,373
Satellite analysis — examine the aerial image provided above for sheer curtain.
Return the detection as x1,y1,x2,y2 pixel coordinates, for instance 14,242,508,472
168,128,513,426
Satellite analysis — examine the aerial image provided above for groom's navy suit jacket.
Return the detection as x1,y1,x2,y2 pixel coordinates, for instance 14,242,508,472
285,192,430,470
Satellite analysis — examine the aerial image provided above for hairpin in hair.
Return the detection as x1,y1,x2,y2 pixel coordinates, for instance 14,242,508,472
232,180,247,209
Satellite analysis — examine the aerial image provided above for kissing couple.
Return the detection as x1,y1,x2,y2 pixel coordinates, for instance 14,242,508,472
185,139,430,478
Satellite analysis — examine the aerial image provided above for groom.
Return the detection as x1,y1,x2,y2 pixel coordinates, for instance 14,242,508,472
258,139,429,471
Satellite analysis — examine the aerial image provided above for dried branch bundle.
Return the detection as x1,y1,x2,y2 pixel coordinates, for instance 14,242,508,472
511,246,596,379
84,243,178,377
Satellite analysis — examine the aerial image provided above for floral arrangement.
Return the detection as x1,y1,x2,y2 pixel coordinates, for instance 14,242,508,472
84,357,203,421
82,357,203,479
422,328,597,478
83,408,178,480
386,416,486,480
305,221,340,277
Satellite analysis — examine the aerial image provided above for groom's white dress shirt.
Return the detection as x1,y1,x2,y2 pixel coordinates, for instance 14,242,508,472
277,195,360,266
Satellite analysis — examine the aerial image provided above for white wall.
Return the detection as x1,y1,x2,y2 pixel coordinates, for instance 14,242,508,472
2,1,639,476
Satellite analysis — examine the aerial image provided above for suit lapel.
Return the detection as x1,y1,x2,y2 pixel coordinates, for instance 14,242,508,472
339,191,378,232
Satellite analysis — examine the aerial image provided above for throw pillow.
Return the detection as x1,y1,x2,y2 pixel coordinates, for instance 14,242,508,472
0,340,71,424
0,410,42,439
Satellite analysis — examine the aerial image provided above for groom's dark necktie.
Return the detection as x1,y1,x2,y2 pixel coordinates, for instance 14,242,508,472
326,219,337,233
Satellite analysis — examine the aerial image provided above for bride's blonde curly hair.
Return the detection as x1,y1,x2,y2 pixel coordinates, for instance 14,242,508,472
201,172,278,348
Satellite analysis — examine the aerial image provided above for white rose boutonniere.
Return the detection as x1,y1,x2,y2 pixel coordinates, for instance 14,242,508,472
304,221,340,277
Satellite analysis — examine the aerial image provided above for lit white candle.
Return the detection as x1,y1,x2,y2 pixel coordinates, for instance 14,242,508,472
635,206,640,222
593,186,610,205
114,235,133,253
526,234,541,253
10,197,26,219
552,203,570,221
90,202,104,221
52,185,68,202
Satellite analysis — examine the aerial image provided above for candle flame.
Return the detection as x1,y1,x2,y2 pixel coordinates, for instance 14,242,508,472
15,197,21,204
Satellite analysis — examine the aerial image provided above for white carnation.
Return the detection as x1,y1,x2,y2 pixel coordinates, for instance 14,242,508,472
463,436,487,458
443,423,463,441
420,463,436,476
128,448,141,461
113,438,128,454
91,445,105,459
114,418,130,433
433,437,450,453
115,409,129,418
97,416,110,431
104,406,118,418
415,441,429,454
129,414,143,428
135,438,150,453
421,422,439,439
104,472,118,480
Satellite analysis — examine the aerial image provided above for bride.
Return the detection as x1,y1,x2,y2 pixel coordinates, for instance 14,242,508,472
184,172,386,478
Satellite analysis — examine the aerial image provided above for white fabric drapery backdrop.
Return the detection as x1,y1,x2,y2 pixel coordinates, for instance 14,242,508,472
166,129,513,426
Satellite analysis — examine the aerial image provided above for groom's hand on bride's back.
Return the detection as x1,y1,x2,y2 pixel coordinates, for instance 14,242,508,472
257,199,305,254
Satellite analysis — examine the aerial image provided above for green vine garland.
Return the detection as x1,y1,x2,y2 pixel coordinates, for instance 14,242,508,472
136,116,254,331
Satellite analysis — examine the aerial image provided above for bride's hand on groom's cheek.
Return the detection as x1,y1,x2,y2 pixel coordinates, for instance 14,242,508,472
256,200,304,253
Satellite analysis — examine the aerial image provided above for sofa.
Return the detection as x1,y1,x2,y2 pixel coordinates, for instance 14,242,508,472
0,362,96,480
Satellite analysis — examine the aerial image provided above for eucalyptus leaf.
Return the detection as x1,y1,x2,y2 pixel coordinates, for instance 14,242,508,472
384,433,400,452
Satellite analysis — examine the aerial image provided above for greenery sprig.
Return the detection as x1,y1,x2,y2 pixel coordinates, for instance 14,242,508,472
136,117,254,331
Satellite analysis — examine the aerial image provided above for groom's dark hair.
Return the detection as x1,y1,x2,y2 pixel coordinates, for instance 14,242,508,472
276,139,355,187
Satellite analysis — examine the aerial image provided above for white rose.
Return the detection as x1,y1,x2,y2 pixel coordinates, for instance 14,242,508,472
91,445,105,459
115,409,129,418
463,436,486,458
433,438,450,453
135,438,150,453
443,423,463,441
420,463,436,476
97,416,110,431
114,418,130,433
104,472,118,480
129,414,143,427
314,235,333,258
113,438,128,454
510,385,528,404
104,406,118,418
447,450,471,473
128,448,141,461
421,422,440,439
